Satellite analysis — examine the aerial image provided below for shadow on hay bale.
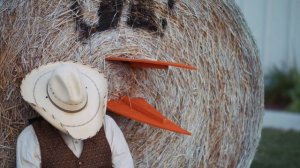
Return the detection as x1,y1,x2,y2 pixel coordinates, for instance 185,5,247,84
0,0,263,167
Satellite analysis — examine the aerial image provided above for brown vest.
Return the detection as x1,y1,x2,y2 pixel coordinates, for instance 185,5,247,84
32,120,112,168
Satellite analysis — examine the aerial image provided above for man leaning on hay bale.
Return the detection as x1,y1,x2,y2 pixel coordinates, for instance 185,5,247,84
16,62,134,168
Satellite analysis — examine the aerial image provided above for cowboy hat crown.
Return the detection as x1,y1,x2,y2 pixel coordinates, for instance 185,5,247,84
47,65,88,112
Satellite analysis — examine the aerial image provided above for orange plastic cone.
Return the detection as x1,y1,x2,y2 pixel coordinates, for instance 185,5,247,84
107,96,191,135
105,57,197,70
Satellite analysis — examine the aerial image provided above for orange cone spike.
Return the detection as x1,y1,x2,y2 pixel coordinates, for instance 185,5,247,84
107,96,191,135
105,57,197,70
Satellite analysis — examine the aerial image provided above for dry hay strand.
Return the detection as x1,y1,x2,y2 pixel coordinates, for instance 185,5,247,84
0,0,263,167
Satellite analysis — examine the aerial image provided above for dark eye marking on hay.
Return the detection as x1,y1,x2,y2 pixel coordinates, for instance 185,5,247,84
70,0,123,40
168,0,175,9
126,0,175,36
161,18,167,30
126,0,159,33
98,0,123,31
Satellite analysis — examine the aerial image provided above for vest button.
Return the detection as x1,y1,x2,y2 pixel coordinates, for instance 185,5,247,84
78,161,82,165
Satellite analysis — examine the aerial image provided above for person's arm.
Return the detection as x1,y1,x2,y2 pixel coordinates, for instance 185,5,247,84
16,125,41,168
104,115,134,168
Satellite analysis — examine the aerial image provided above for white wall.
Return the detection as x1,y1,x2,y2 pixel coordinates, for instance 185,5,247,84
235,0,300,74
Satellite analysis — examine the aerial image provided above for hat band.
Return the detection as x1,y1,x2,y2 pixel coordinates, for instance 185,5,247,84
47,84,88,113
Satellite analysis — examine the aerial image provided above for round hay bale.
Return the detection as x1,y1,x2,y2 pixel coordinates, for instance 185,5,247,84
0,0,263,167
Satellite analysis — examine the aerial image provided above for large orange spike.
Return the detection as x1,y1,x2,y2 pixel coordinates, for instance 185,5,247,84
107,96,191,135
105,57,197,70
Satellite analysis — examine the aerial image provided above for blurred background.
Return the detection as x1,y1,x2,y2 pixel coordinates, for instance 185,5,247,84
235,0,300,167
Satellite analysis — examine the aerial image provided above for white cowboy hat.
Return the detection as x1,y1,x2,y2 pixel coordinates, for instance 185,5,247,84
20,62,108,140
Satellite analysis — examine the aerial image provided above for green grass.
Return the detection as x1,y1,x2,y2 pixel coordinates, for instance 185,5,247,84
251,128,300,168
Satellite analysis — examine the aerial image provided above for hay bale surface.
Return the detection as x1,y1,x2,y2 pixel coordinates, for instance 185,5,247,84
0,0,263,167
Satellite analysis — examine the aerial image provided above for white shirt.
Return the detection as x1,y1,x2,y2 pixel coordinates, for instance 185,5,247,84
16,115,134,168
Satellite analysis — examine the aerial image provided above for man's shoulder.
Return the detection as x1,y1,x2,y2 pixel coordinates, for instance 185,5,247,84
17,124,36,143
104,115,118,128
104,114,115,123
103,114,122,133
18,117,46,141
